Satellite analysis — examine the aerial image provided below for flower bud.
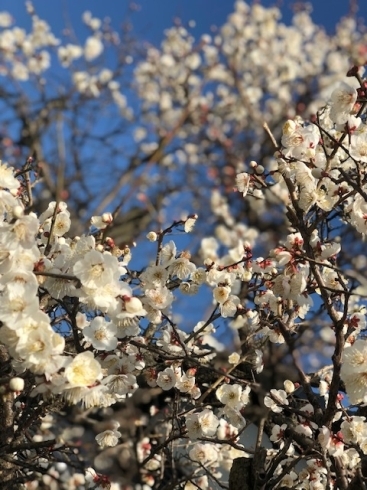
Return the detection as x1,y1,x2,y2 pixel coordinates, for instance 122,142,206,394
228,352,240,364
102,212,113,224
146,231,158,242
284,380,295,394
311,168,323,179
125,296,144,313
242,270,252,282
13,206,24,218
9,377,25,392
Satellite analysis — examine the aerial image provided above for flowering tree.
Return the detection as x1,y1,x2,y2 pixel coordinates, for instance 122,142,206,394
2,1,367,489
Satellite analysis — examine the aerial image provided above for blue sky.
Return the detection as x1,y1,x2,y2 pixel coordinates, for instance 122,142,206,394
2,1,365,43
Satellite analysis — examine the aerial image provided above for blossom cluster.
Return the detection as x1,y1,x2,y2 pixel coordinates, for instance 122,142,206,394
1,1,367,490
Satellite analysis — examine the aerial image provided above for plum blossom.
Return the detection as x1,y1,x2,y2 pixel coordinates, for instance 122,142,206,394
84,36,103,61
216,384,250,411
186,409,219,439
329,82,357,124
82,316,118,351
144,285,174,310
95,425,121,449
341,340,367,404
318,426,344,456
349,190,367,235
64,351,102,387
340,416,367,446
350,130,367,163
217,292,240,318
264,389,289,413
156,367,177,390
270,424,287,445
168,255,196,279
157,325,188,353
42,211,71,237
102,373,138,398
0,161,20,191
222,406,246,431
15,320,65,371
236,172,251,197
0,214,39,249
281,120,320,159
175,371,200,398
213,285,230,304
73,249,120,288
160,240,177,266
58,43,83,67
140,265,169,287
189,443,218,464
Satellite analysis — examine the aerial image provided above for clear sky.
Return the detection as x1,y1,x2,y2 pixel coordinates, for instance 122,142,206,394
2,0,366,44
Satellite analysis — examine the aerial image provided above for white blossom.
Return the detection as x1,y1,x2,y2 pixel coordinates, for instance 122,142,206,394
329,82,357,124
64,351,102,387
186,409,219,439
156,367,177,390
84,36,103,61
95,427,121,449
82,316,118,351
264,389,289,413
73,249,120,289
